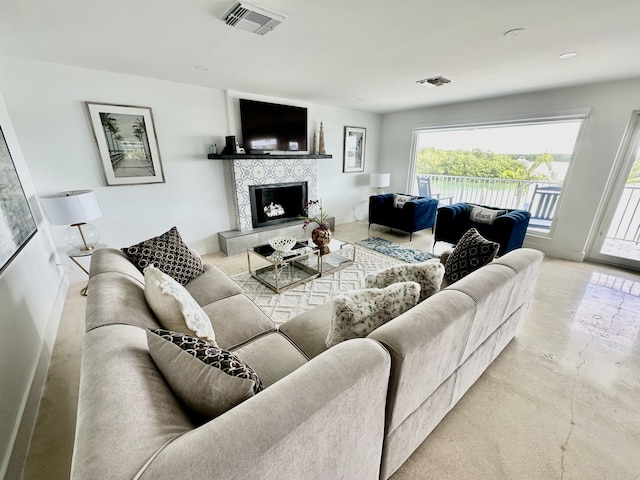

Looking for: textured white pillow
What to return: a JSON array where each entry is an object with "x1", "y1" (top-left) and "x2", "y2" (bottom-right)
[
  {"x1": 365, "y1": 260, "x2": 444, "y2": 302},
  {"x1": 469, "y1": 205, "x2": 507, "y2": 225},
  {"x1": 325, "y1": 281, "x2": 420, "y2": 348},
  {"x1": 144, "y1": 264, "x2": 217, "y2": 345},
  {"x1": 393, "y1": 194, "x2": 415, "y2": 208}
]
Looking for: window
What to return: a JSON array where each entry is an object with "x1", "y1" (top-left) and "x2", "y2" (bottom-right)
[{"x1": 410, "y1": 117, "x2": 584, "y2": 233}]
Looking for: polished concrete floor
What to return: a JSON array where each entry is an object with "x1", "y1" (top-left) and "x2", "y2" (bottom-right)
[{"x1": 20, "y1": 221, "x2": 640, "y2": 480}]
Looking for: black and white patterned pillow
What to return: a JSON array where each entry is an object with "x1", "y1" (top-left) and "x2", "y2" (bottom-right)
[
  {"x1": 122, "y1": 226, "x2": 204, "y2": 285},
  {"x1": 147, "y1": 328, "x2": 263, "y2": 419},
  {"x1": 149, "y1": 328, "x2": 263, "y2": 394},
  {"x1": 444, "y1": 228, "x2": 499, "y2": 284}
]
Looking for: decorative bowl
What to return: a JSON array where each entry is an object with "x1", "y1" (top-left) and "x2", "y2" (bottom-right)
[{"x1": 269, "y1": 236, "x2": 297, "y2": 253}]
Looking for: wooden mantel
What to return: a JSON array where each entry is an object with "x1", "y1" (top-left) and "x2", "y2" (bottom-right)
[{"x1": 207, "y1": 154, "x2": 332, "y2": 160}]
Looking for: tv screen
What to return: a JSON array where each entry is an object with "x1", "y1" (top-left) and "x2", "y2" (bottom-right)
[{"x1": 239, "y1": 99, "x2": 308, "y2": 152}]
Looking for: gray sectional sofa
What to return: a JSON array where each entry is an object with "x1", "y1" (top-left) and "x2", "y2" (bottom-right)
[{"x1": 71, "y1": 246, "x2": 543, "y2": 480}]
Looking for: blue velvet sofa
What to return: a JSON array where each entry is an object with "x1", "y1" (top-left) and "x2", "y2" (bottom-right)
[
  {"x1": 434, "y1": 202, "x2": 531, "y2": 255},
  {"x1": 369, "y1": 194, "x2": 438, "y2": 240}
]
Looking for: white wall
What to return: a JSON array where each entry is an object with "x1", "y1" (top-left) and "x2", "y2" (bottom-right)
[
  {"x1": 0, "y1": 89, "x2": 65, "y2": 479},
  {"x1": 0, "y1": 56, "x2": 382, "y2": 262},
  {"x1": 379, "y1": 78, "x2": 640, "y2": 261}
]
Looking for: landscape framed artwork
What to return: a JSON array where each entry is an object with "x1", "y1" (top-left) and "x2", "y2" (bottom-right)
[
  {"x1": 343, "y1": 126, "x2": 366, "y2": 173},
  {"x1": 86, "y1": 102, "x2": 165, "y2": 186},
  {"x1": 0, "y1": 125, "x2": 37, "y2": 274}
]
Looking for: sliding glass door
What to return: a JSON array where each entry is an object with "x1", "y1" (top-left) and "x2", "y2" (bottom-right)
[{"x1": 589, "y1": 112, "x2": 640, "y2": 269}]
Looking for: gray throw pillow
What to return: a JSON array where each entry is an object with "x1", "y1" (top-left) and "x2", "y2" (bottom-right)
[
  {"x1": 147, "y1": 329, "x2": 263, "y2": 419},
  {"x1": 122, "y1": 226, "x2": 204, "y2": 285},
  {"x1": 365, "y1": 260, "x2": 444, "y2": 302},
  {"x1": 444, "y1": 228, "x2": 499, "y2": 284},
  {"x1": 325, "y1": 281, "x2": 420, "y2": 348}
]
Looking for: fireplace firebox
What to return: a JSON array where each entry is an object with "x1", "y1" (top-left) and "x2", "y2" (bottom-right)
[{"x1": 249, "y1": 182, "x2": 308, "y2": 228}]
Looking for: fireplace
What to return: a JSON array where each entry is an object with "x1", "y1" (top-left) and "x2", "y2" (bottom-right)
[{"x1": 249, "y1": 181, "x2": 308, "y2": 228}]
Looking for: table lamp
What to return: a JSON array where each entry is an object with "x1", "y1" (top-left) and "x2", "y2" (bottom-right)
[
  {"x1": 40, "y1": 190, "x2": 102, "y2": 251},
  {"x1": 370, "y1": 173, "x2": 391, "y2": 195}
]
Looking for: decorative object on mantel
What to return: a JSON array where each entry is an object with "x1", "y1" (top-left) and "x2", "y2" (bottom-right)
[
  {"x1": 312, "y1": 131, "x2": 318, "y2": 155},
  {"x1": 318, "y1": 122, "x2": 326, "y2": 155},
  {"x1": 302, "y1": 199, "x2": 332, "y2": 255},
  {"x1": 343, "y1": 126, "x2": 366, "y2": 173},
  {"x1": 85, "y1": 102, "x2": 165, "y2": 186},
  {"x1": 370, "y1": 173, "x2": 391, "y2": 194}
]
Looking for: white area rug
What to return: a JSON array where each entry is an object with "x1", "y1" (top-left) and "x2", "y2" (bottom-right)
[{"x1": 232, "y1": 245, "x2": 401, "y2": 325}]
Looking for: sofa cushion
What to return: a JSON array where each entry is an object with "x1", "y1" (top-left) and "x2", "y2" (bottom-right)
[
  {"x1": 444, "y1": 228, "x2": 499, "y2": 284},
  {"x1": 469, "y1": 204, "x2": 507, "y2": 225},
  {"x1": 144, "y1": 265, "x2": 217, "y2": 345},
  {"x1": 326, "y1": 281, "x2": 420, "y2": 348},
  {"x1": 365, "y1": 260, "x2": 444, "y2": 302},
  {"x1": 231, "y1": 332, "x2": 309, "y2": 388},
  {"x1": 147, "y1": 329, "x2": 263, "y2": 419},
  {"x1": 393, "y1": 194, "x2": 415, "y2": 208},
  {"x1": 122, "y1": 226, "x2": 204, "y2": 285}
]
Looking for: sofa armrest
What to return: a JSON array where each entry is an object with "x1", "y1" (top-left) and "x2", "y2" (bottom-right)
[
  {"x1": 401, "y1": 197, "x2": 438, "y2": 230},
  {"x1": 490, "y1": 209, "x2": 531, "y2": 254},
  {"x1": 139, "y1": 339, "x2": 391, "y2": 480},
  {"x1": 434, "y1": 202, "x2": 469, "y2": 244}
]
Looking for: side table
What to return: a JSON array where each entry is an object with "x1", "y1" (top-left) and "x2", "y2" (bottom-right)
[{"x1": 67, "y1": 244, "x2": 106, "y2": 296}]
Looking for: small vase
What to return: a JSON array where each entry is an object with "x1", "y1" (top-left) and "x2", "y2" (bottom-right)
[{"x1": 311, "y1": 226, "x2": 332, "y2": 255}]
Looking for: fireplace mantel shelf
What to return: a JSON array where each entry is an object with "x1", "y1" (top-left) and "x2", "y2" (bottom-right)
[{"x1": 208, "y1": 154, "x2": 332, "y2": 160}]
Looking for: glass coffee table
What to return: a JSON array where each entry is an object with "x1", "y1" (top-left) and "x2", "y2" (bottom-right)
[{"x1": 247, "y1": 239, "x2": 356, "y2": 293}]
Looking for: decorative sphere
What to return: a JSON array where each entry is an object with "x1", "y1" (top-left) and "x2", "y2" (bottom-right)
[
  {"x1": 65, "y1": 223, "x2": 100, "y2": 250},
  {"x1": 269, "y1": 236, "x2": 296, "y2": 253}
]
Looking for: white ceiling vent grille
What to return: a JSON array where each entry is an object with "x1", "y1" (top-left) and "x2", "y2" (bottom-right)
[
  {"x1": 416, "y1": 76, "x2": 453, "y2": 87},
  {"x1": 222, "y1": 1, "x2": 285, "y2": 35}
]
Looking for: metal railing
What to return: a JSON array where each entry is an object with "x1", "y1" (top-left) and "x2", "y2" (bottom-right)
[
  {"x1": 418, "y1": 174, "x2": 559, "y2": 208},
  {"x1": 605, "y1": 184, "x2": 640, "y2": 244}
]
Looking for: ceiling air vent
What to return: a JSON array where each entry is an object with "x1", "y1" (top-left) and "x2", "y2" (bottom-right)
[
  {"x1": 416, "y1": 76, "x2": 453, "y2": 87},
  {"x1": 221, "y1": 1, "x2": 285, "y2": 35}
]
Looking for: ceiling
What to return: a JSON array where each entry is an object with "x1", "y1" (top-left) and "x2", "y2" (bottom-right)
[{"x1": 1, "y1": 0, "x2": 640, "y2": 114}]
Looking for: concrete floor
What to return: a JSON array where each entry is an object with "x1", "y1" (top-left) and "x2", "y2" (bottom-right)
[{"x1": 19, "y1": 221, "x2": 640, "y2": 480}]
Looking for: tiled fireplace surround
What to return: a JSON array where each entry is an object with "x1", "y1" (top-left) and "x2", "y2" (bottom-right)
[{"x1": 217, "y1": 157, "x2": 334, "y2": 255}]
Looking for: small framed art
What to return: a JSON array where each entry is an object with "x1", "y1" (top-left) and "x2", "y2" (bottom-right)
[
  {"x1": 86, "y1": 102, "x2": 165, "y2": 186},
  {"x1": 343, "y1": 126, "x2": 366, "y2": 173}
]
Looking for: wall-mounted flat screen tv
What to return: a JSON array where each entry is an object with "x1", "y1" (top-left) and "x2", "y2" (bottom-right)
[{"x1": 239, "y1": 99, "x2": 308, "y2": 152}]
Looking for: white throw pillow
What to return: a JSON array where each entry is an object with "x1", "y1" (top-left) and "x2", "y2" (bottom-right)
[
  {"x1": 469, "y1": 205, "x2": 507, "y2": 225},
  {"x1": 393, "y1": 194, "x2": 416, "y2": 208},
  {"x1": 144, "y1": 264, "x2": 217, "y2": 345},
  {"x1": 325, "y1": 281, "x2": 420, "y2": 348},
  {"x1": 365, "y1": 260, "x2": 444, "y2": 302}
]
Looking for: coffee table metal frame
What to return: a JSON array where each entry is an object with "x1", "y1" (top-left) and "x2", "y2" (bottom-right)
[{"x1": 247, "y1": 239, "x2": 356, "y2": 293}]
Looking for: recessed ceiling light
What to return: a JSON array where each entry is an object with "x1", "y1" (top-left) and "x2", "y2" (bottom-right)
[
  {"x1": 195, "y1": 65, "x2": 210, "y2": 71},
  {"x1": 558, "y1": 52, "x2": 578, "y2": 59},
  {"x1": 504, "y1": 28, "x2": 525, "y2": 37}
]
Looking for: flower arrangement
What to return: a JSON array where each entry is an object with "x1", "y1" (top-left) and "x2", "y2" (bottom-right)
[{"x1": 301, "y1": 199, "x2": 330, "y2": 231}]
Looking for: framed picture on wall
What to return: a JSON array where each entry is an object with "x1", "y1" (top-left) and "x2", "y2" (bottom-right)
[
  {"x1": 343, "y1": 126, "x2": 366, "y2": 173},
  {"x1": 0, "y1": 125, "x2": 37, "y2": 274},
  {"x1": 86, "y1": 102, "x2": 165, "y2": 186}
]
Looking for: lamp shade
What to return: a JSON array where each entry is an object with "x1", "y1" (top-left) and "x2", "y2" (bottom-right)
[
  {"x1": 40, "y1": 190, "x2": 102, "y2": 225},
  {"x1": 370, "y1": 173, "x2": 391, "y2": 188}
]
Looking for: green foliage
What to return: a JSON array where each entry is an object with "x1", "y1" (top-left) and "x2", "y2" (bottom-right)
[
  {"x1": 416, "y1": 148, "x2": 552, "y2": 181},
  {"x1": 629, "y1": 160, "x2": 640, "y2": 184}
]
